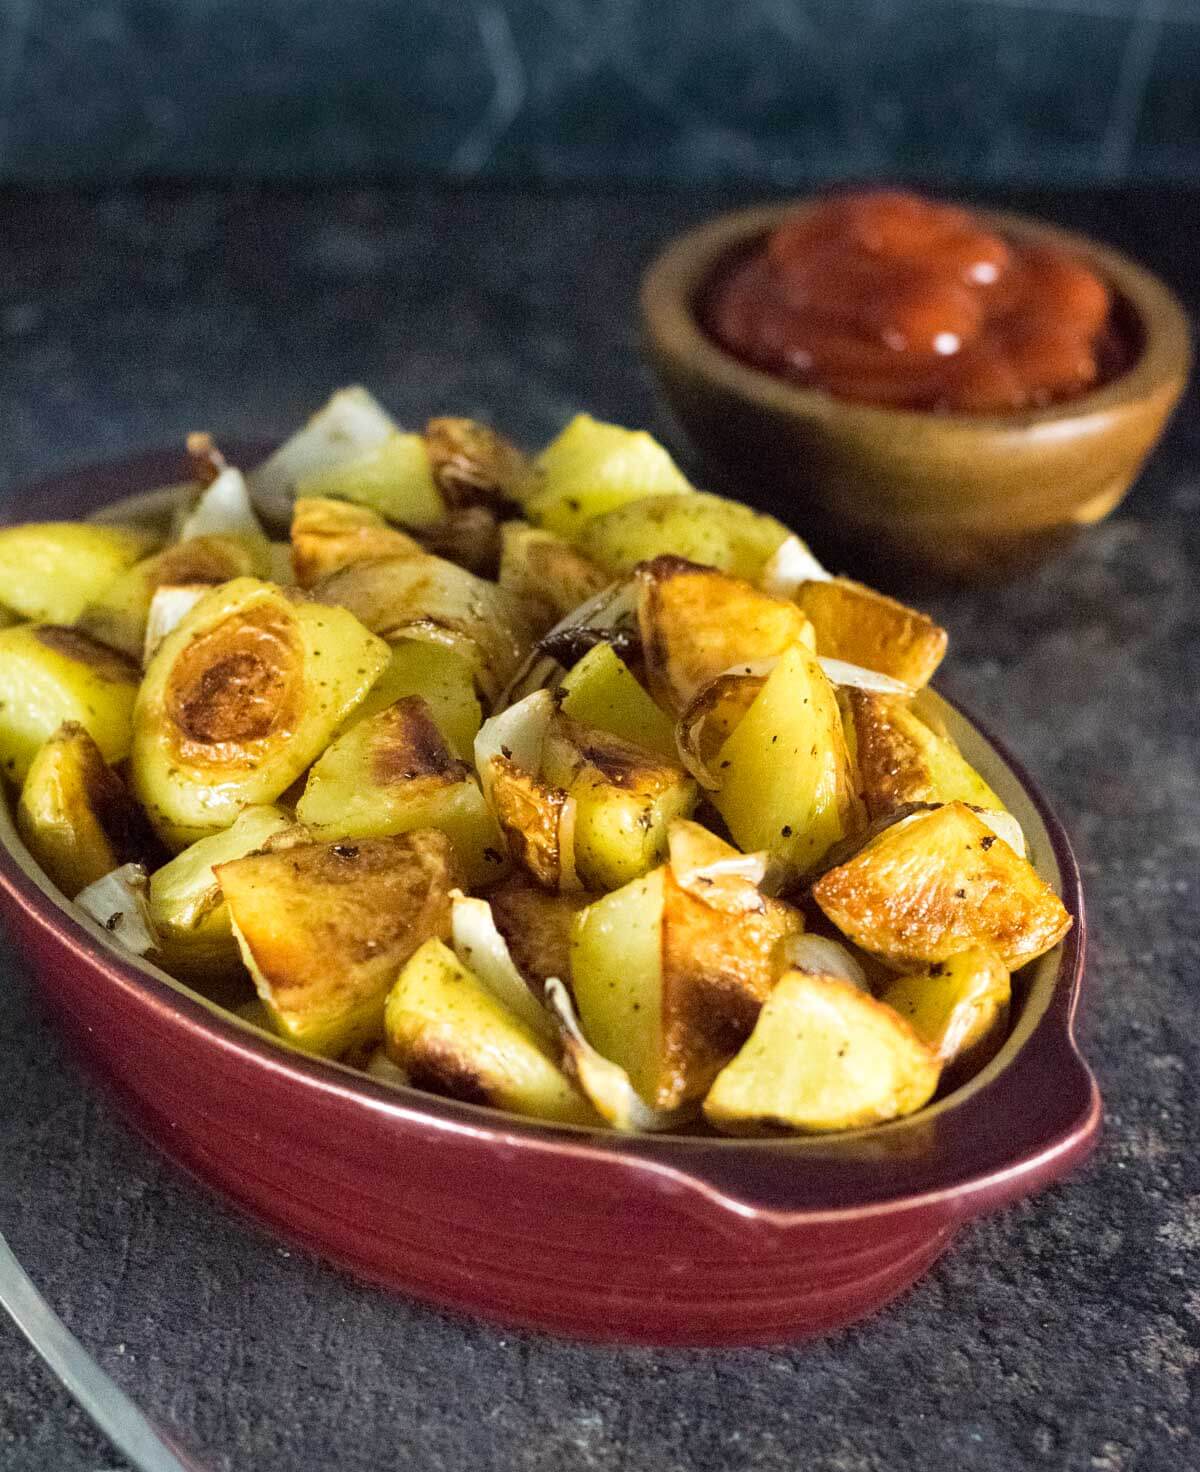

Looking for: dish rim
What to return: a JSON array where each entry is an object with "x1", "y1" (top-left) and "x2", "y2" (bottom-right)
[
  {"x1": 640, "y1": 199, "x2": 1191, "y2": 435},
  {"x1": 0, "y1": 445, "x2": 1102, "y2": 1228}
]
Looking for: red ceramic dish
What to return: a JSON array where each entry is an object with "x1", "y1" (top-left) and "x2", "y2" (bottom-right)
[{"x1": 0, "y1": 449, "x2": 1101, "y2": 1347}]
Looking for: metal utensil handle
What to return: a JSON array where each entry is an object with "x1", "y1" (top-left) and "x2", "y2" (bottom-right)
[{"x1": 0, "y1": 1230, "x2": 205, "y2": 1472}]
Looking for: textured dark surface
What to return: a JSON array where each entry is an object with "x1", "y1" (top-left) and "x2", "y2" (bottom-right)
[
  {"x1": 0, "y1": 183, "x2": 1198, "y2": 1472},
  {"x1": 0, "y1": 0, "x2": 1197, "y2": 188}
]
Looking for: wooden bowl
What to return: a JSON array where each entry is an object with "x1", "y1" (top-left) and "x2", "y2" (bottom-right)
[
  {"x1": 640, "y1": 202, "x2": 1191, "y2": 578},
  {"x1": 0, "y1": 450, "x2": 1101, "y2": 1346}
]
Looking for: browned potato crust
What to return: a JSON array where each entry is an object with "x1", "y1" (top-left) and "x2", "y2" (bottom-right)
[
  {"x1": 636, "y1": 555, "x2": 812, "y2": 713},
  {"x1": 795, "y1": 578, "x2": 947, "y2": 688},
  {"x1": 489, "y1": 756, "x2": 573, "y2": 890},
  {"x1": 216, "y1": 829, "x2": 458, "y2": 1056},
  {"x1": 487, "y1": 877, "x2": 593, "y2": 987},
  {"x1": 290, "y1": 497, "x2": 423, "y2": 588},
  {"x1": 812, "y1": 802, "x2": 1071, "y2": 972},
  {"x1": 424, "y1": 417, "x2": 531, "y2": 508}
]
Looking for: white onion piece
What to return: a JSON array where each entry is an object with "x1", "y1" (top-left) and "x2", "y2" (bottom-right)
[
  {"x1": 176, "y1": 464, "x2": 269, "y2": 551},
  {"x1": 973, "y1": 807, "x2": 1028, "y2": 860},
  {"x1": 759, "y1": 535, "x2": 832, "y2": 597},
  {"x1": 473, "y1": 689, "x2": 555, "y2": 804},
  {"x1": 781, "y1": 933, "x2": 870, "y2": 992},
  {"x1": 76, "y1": 864, "x2": 159, "y2": 957},
  {"x1": 555, "y1": 794, "x2": 583, "y2": 893},
  {"x1": 365, "y1": 1047, "x2": 410, "y2": 1087},
  {"x1": 248, "y1": 386, "x2": 398, "y2": 525},
  {"x1": 544, "y1": 978, "x2": 687, "y2": 1133},
  {"x1": 501, "y1": 578, "x2": 638, "y2": 707},
  {"x1": 142, "y1": 584, "x2": 210, "y2": 666},
  {"x1": 450, "y1": 892, "x2": 557, "y2": 1043},
  {"x1": 817, "y1": 657, "x2": 914, "y2": 697},
  {"x1": 667, "y1": 819, "x2": 767, "y2": 892}
]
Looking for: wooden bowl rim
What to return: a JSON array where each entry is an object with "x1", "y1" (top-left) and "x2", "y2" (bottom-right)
[{"x1": 640, "y1": 199, "x2": 1192, "y2": 437}]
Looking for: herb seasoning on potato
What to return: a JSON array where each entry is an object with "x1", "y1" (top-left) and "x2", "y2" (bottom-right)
[{"x1": 0, "y1": 392, "x2": 1070, "y2": 1137}]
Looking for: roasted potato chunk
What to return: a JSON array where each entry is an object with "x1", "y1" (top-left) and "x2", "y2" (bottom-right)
[
  {"x1": 0, "y1": 522, "x2": 156, "y2": 623},
  {"x1": 384, "y1": 938, "x2": 596, "y2": 1123},
  {"x1": 570, "y1": 827, "x2": 802, "y2": 1111},
  {"x1": 486, "y1": 876, "x2": 594, "y2": 989},
  {"x1": 148, "y1": 805, "x2": 294, "y2": 979},
  {"x1": 713, "y1": 642, "x2": 860, "y2": 885},
  {"x1": 312, "y1": 554, "x2": 532, "y2": 704},
  {"x1": 795, "y1": 578, "x2": 947, "y2": 689},
  {"x1": 77, "y1": 535, "x2": 261, "y2": 658},
  {"x1": 522, "y1": 414, "x2": 692, "y2": 540},
  {"x1": 636, "y1": 556, "x2": 813, "y2": 714},
  {"x1": 703, "y1": 971, "x2": 941, "y2": 1135},
  {"x1": 580, "y1": 491, "x2": 791, "y2": 583},
  {"x1": 425, "y1": 417, "x2": 530, "y2": 508},
  {"x1": 131, "y1": 577, "x2": 389, "y2": 849},
  {"x1": 498, "y1": 522, "x2": 609, "y2": 634},
  {"x1": 218, "y1": 829, "x2": 457, "y2": 1057},
  {"x1": 17, "y1": 723, "x2": 155, "y2": 897},
  {"x1": 488, "y1": 757, "x2": 576, "y2": 891},
  {"x1": 249, "y1": 386, "x2": 399, "y2": 522},
  {"x1": 289, "y1": 497, "x2": 422, "y2": 588},
  {"x1": 296, "y1": 696, "x2": 505, "y2": 888},
  {"x1": 0, "y1": 624, "x2": 140, "y2": 784},
  {"x1": 813, "y1": 802, "x2": 1072, "y2": 972},
  {"x1": 558, "y1": 641, "x2": 676, "y2": 761},
  {"x1": 844, "y1": 691, "x2": 1005, "y2": 821},
  {"x1": 541, "y1": 716, "x2": 697, "y2": 892},
  {"x1": 350, "y1": 639, "x2": 481, "y2": 759},
  {"x1": 880, "y1": 946, "x2": 1011, "y2": 1078},
  {"x1": 297, "y1": 431, "x2": 447, "y2": 529}
]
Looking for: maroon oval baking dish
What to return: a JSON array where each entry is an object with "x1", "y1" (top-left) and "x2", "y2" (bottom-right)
[{"x1": 0, "y1": 447, "x2": 1101, "y2": 1347}]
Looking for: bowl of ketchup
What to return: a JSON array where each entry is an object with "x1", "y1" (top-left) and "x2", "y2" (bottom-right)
[{"x1": 640, "y1": 190, "x2": 1190, "y2": 578}]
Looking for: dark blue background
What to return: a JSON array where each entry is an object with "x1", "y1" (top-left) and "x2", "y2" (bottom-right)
[{"x1": 0, "y1": 0, "x2": 1195, "y2": 186}]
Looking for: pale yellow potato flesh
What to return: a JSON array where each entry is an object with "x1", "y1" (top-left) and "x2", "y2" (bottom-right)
[
  {"x1": 0, "y1": 522, "x2": 156, "y2": 623},
  {"x1": 704, "y1": 971, "x2": 941, "y2": 1135},
  {"x1": 384, "y1": 938, "x2": 597, "y2": 1124},
  {"x1": 880, "y1": 946, "x2": 1012, "y2": 1073},
  {"x1": 558, "y1": 642, "x2": 677, "y2": 762}
]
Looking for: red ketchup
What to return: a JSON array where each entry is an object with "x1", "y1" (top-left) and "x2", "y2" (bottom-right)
[{"x1": 705, "y1": 190, "x2": 1125, "y2": 414}]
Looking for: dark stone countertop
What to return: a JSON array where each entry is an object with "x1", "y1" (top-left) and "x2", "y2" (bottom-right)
[{"x1": 0, "y1": 184, "x2": 1197, "y2": 1472}]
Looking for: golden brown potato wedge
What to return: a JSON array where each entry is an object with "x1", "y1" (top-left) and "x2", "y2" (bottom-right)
[
  {"x1": 498, "y1": 522, "x2": 610, "y2": 634},
  {"x1": 703, "y1": 970, "x2": 941, "y2": 1135},
  {"x1": 540, "y1": 716, "x2": 697, "y2": 891},
  {"x1": 486, "y1": 876, "x2": 594, "y2": 989},
  {"x1": 383, "y1": 937, "x2": 597, "y2": 1124},
  {"x1": 148, "y1": 805, "x2": 293, "y2": 980},
  {"x1": 17, "y1": 722, "x2": 157, "y2": 897},
  {"x1": 424, "y1": 416, "x2": 531, "y2": 508},
  {"x1": 636, "y1": 556, "x2": 813, "y2": 714},
  {"x1": 289, "y1": 497, "x2": 423, "y2": 588},
  {"x1": 570, "y1": 825, "x2": 802, "y2": 1111},
  {"x1": 844, "y1": 691, "x2": 1005, "y2": 821},
  {"x1": 218, "y1": 829, "x2": 458, "y2": 1057},
  {"x1": 557, "y1": 641, "x2": 676, "y2": 762},
  {"x1": 713, "y1": 642, "x2": 861, "y2": 885},
  {"x1": 794, "y1": 578, "x2": 947, "y2": 689},
  {"x1": 880, "y1": 946, "x2": 1011, "y2": 1079},
  {"x1": 77, "y1": 535, "x2": 262, "y2": 658},
  {"x1": 131, "y1": 577, "x2": 389, "y2": 849},
  {"x1": 0, "y1": 522, "x2": 157, "y2": 623},
  {"x1": 296, "y1": 696, "x2": 506, "y2": 888},
  {"x1": 488, "y1": 756, "x2": 576, "y2": 891},
  {"x1": 812, "y1": 802, "x2": 1072, "y2": 972},
  {"x1": 0, "y1": 624, "x2": 141, "y2": 784},
  {"x1": 311, "y1": 554, "x2": 532, "y2": 704}
]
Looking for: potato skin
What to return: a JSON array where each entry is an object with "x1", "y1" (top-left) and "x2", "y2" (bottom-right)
[
  {"x1": 0, "y1": 624, "x2": 140, "y2": 784},
  {"x1": 813, "y1": 802, "x2": 1072, "y2": 972},
  {"x1": 17, "y1": 722, "x2": 156, "y2": 897}
]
